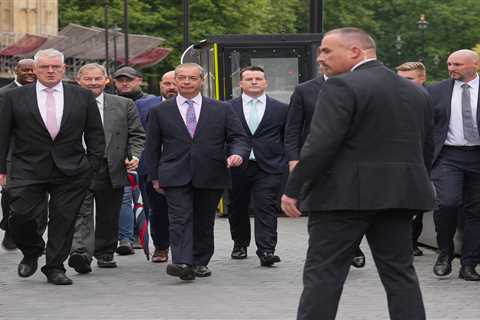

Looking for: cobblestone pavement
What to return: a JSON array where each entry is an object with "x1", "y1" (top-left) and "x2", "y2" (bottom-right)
[{"x1": 1, "y1": 217, "x2": 479, "y2": 320}]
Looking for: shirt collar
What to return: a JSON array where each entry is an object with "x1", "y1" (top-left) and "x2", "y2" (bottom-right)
[
  {"x1": 96, "y1": 92, "x2": 104, "y2": 105},
  {"x1": 37, "y1": 81, "x2": 63, "y2": 93},
  {"x1": 242, "y1": 93, "x2": 266, "y2": 105},
  {"x1": 455, "y1": 73, "x2": 479, "y2": 88},
  {"x1": 351, "y1": 58, "x2": 377, "y2": 71},
  {"x1": 14, "y1": 79, "x2": 22, "y2": 87},
  {"x1": 177, "y1": 93, "x2": 202, "y2": 106}
]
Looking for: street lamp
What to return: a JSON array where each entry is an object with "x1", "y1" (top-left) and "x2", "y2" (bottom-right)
[
  {"x1": 417, "y1": 14, "x2": 428, "y2": 63},
  {"x1": 112, "y1": 25, "x2": 122, "y2": 71},
  {"x1": 394, "y1": 34, "x2": 403, "y2": 56}
]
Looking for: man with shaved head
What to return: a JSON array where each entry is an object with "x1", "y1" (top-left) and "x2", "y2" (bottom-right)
[
  {"x1": 428, "y1": 49, "x2": 480, "y2": 281},
  {"x1": 281, "y1": 27, "x2": 434, "y2": 319}
]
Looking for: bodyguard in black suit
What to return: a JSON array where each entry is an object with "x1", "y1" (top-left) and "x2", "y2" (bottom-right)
[
  {"x1": 0, "y1": 49, "x2": 105, "y2": 285},
  {"x1": 428, "y1": 50, "x2": 480, "y2": 281},
  {"x1": 227, "y1": 66, "x2": 287, "y2": 266},
  {"x1": 0, "y1": 59, "x2": 47, "y2": 251},
  {"x1": 146, "y1": 63, "x2": 249, "y2": 280},
  {"x1": 285, "y1": 56, "x2": 366, "y2": 268},
  {"x1": 282, "y1": 28, "x2": 434, "y2": 320},
  {"x1": 68, "y1": 63, "x2": 145, "y2": 273}
]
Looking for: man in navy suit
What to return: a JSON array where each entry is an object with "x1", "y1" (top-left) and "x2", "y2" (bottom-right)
[
  {"x1": 428, "y1": 49, "x2": 480, "y2": 281},
  {"x1": 145, "y1": 63, "x2": 249, "y2": 280},
  {"x1": 227, "y1": 66, "x2": 288, "y2": 267}
]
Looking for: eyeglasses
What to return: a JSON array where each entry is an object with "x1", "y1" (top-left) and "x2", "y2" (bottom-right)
[{"x1": 176, "y1": 75, "x2": 202, "y2": 82}]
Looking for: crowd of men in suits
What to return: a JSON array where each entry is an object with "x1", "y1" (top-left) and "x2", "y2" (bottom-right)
[{"x1": 0, "y1": 25, "x2": 479, "y2": 320}]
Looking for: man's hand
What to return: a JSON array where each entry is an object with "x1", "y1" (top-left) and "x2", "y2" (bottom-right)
[
  {"x1": 227, "y1": 155, "x2": 243, "y2": 168},
  {"x1": 288, "y1": 160, "x2": 299, "y2": 173},
  {"x1": 125, "y1": 157, "x2": 139, "y2": 172},
  {"x1": 0, "y1": 174, "x2": 7, "y2": 187},
  {"x1": 152, "y1": 180, "x2": 165, "y2": 194},
  {"x1": 281, "y1": 194, "x2": 302, "y2": 217}
]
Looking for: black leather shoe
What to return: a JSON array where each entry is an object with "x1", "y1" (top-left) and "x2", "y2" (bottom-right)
[
  {"x1": 166, "y1": 263, "x2": 195, "y2": 280},
  {"x1": 413, "y1": 246, "x2": 424, "y2": 257},
  {"x1": 18, "y1": 257, "x2": 38, "y2": 278},
  {"x1": 258, "y1": 252, "x2": 281, "y2": 267},
  {"x1": 351, "y1": 248, "x2": 366, "y2": 268},
  {"x1": 459, "y1": 265, "x2": 480, "y2": 281},
  {"x1": 433, "y1": 253, "x2": 452, "y2": 278},
  {"x1": 68, "y1": 254, "x2": 92, "y2": 274},
  {"x1": 231, "y1": 246, "x2": 247, "y2": 259},
  {"x1": 96, "y1": 255, "x2": 117, "y2": 268},
  {"x1": 2, "y1": 232, "x2": 17, "y2": 250},
  {"x1": 46, "y1": 271, "x2": 73, "y2": 285},
  {"x1": 194, "y1": 265, "x2": 212, "y2": 277}
]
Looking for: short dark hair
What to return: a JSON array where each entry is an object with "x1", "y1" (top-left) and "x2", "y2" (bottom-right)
[{"x1": 240, "y1": 66, "x2": 266, "y2": 80}]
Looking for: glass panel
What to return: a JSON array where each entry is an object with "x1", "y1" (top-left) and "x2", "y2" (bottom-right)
[{"x1": 230, "y1": 50, "x2": 241, "y2": 99}]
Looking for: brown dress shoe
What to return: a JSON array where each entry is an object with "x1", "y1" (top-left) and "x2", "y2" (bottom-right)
[{"x1": 152, "y1": 248, "x2": 169, "y2": 263}]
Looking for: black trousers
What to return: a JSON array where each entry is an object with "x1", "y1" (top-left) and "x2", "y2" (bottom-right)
[
  {"x1": 7, "y1": 169, "x2": 91, "y2": 273},
  {"x1": 412, "y1": 212, "x2": 424, "y2": 246},
  {"x1": 228, "y1": 161, "x2": 282, "y2": 255},
  {"x1": 141, "y1": 174, "x2": 169, "y2": 250},
  {"x1": 70, "y1": 162, "x2": 124, "y2": 261},
  {"x1": 432, "y1": 147, "x2": 480, "y2": 266},
  {"x1": 297, "y1": 210, "x2": 425, "y2": 320},
  {"x1": 164, "y1": 184, "x2": 222, "y2": 266}
]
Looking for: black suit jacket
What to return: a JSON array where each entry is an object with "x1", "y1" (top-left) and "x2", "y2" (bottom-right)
[
  {"x1": 427, "y1": 79, "x2": 480, "y2": 164},
  {"x1": 284, "y1": 76, "x2": 325, "y2": 161},
  {"x1": 229, "y1": 96, "x2": 288, "y2": 174},
  {"x1": 285, "y1": 60, "x2": 435, "y2": 211},
  {"x1": 145, "y1": 96, "x2": 250, "y2": 189},
  {"x1": 0, "y1": 81, "x2": 19, "y2": 94},
  {"x1": 0, "y1": 82, "x2": 105, "y2": 185}
]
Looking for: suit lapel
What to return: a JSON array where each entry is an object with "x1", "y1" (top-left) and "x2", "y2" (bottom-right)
[
  {"x1": 28, "y1": 86, "x2": 49, "y2": 133},
  {"x1": 59, "y1": 83, "x2": 73, "y2": 137},
  {"x1": 446, "y1": 79, "x2": 454, "y2": 124},
  {"x1": 193, "y1": 97, "x2": 211, "y2": 139},
  {"x1": 103, "y1": 94, "x2": 113, "y2": 148},
  {"x1": 255, "y1": 97, "x2": 271, "y2": 135},
  {"x1": 170, "y1": 100, "x2": 192, "y2": 139},
  {"x1": 234, "y1": 98, "x2": 252, "y2": 136}
]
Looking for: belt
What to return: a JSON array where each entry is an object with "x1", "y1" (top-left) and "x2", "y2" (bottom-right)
[{"x1": 444, "y1": 145, "x2": 480, "y2": 151}]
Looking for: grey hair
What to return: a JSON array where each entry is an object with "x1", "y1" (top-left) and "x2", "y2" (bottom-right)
[
  {"x1": 325, "y1": 27, "x2": 377, "y2": 50},
  {"x1": 77, "y1": 63, "x2": 108, "y2": 78},
  {"x1": 175, "y1": 63, "x2": 205, "y2": 79},
  {"x1": 34, "y1": 48, "x2": 64, "y2": 64}
]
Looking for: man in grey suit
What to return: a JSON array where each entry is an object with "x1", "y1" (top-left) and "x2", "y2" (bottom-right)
[{"x1": 68, "y1": 63, "x2": 145, "y2": 273}]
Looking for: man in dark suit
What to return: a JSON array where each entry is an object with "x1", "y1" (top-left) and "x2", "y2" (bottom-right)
[
  {"x1": 428, "y1": 50, "x2": 480, "y2": 281},
  {"x1": 0, "y1": 49, "x2": 105, "y2": 285},
  {"x1": 146, "y1": 63, "x2": 249, "y2": 280},
  {"x1": 285, "y1": 51, "x2": 366, "y2": 269},
  {"x1": 227, "y1": 66, "x2": 287, "y2": 266},
  {"x1": 0, "y1": 58, "x2": 44, "y2": 251},
  {"x1": 67, "y1": 63, "x2": 145, "y2": 273},
  {"x1": 396, "y1": 61, "x2": 428, "y2": 257},
  {"x1": 281, "y1": 28, "x2": 434, "y2": 320}
]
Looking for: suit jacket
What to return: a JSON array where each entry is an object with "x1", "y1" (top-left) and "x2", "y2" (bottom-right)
[
  {"x1": 427, "y1": 79, "x2": 480, "y2": 164},
  {"x1": 145, "y1": 96, "x2": 250, "y2": 189},
  {"x1": 103, "y1": 93, "x2": 145, "y2": 187},
  {"x1": 0, "y1": 82, "x2": 105, "y2": 185},
  {"x1": 284, "y1": 76, "x2": 325, "y2": 161},
  {"x1": 285, "y1": 60, "x2": 435, "y2": 211},
  {"x1": 0, "y1": 81, "x2": 19, "y2": 94},
  {"x1": 229, "y1": 96, "x2": 288, "y2": 174}
]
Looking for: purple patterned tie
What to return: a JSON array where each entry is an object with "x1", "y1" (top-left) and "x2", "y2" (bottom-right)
[
  {"x1": 45, "y1": 88, "x2": 59, "y2": 139},
  {"x1": 185, "y1": 100, "x2": 197, "y2": 137}
]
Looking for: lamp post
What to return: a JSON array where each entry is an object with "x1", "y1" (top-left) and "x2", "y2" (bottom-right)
[
  {"x1": 417, "y1": 14, "x2": 428, "y2": 63},
  {"x1": 112, "y1": 25, "x2": 122, "y2": 72},
  {"x1": 123, "y1": 0, "x2": 129, "y2": 65},
  {"x1": 183, "y1": 0, "x2": 190, "y2": 50},
  {"x1": 103, "y1": 0, "x2": 109, "y2": 75},
  {"x1": 394, "y1": 34, "x2": 403, "y2": 64}
]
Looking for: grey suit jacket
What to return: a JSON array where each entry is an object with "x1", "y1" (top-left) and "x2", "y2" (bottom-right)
[{"x1": 103, "y1": 93, "x2": 145, "y2": 187}]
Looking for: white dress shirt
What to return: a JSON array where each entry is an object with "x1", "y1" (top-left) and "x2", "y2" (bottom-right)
[
  {"x1": 351, "y1": 58, "x2": 377, "y2": 71},
  {"x1": 96, "y1": 93, "x2": 105, "y2": 124},
  {"x1": 242, "y1": 93, "x2": 267, "y2": 126},
  {"x1": 176, "y1": 93, "x2": 202, "y2": 124},
  {"x1": 36, "y1": 81, "x2": 64, "y2": 128},
  {"x1": 445, "y1": 74, "x2": 480, "y2": 146}
]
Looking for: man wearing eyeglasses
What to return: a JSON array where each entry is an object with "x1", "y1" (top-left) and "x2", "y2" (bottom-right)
[{"x1": 145, "y1": 63, "x2": 249, "y2": 281}]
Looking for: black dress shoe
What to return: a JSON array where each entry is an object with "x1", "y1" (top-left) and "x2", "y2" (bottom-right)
[
  {"x1": 68, "y1": 254, "x2": 92, "y2": 274},
  {"x1": 166, "y1": 263, "x2": 195, "y2": 280},
  {"x1": 258, "y1": 252, "x2": 281, "y2": 267},
  {"x1": 413, "y1": 246, "x2": 424, "y2": 257},
  {"x1": 231, "y1": 246, "x2": 247, "y2": 260},
  {"x1": 96, "y1": 255, "x2": 117, "y2": 268},
  {"x1": 194, "y1": 265, "x2": 212, "y2": 277},
  {"x1": 433, "y1": 253, "x2": 452, "y2": 278},
  {"x1": 46, "y1": 271, "x2": 73, "y2": 285},
  {"x1": 351, "y1": 248, "x2": 366, "y2": 268},
  {"x1": 17, "y1": 257, "x2": 38, "y2": 278},
  {"x1": 459, "y1": 265, "x2": 480, "y2": 281},
  {"x1": 2, "y1": 232, "x2": 17, "y2": 250}
]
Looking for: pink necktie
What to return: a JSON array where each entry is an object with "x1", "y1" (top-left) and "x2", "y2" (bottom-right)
[{"x1": 45, "y1": 88, "x2": 59, "y2": 139}]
